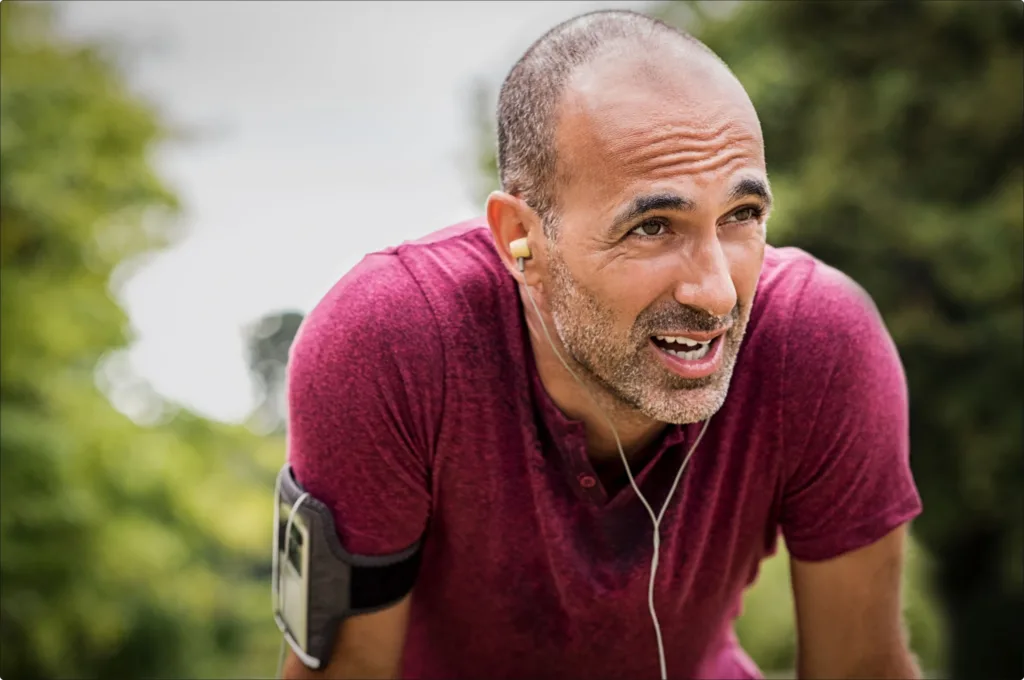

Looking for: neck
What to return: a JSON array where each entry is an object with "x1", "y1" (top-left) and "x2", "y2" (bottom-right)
[{"x1": 521, "y1": 285, "x2": 666, "y2": 462}]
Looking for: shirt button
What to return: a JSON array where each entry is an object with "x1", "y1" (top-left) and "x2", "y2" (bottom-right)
[{"x1": 578, "y1": 474, "x2": 597, "y2": 489}]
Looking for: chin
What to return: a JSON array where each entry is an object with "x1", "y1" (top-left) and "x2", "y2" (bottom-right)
[{"x1": 640, "y1": 373, "x2": 732, "y2": 425}]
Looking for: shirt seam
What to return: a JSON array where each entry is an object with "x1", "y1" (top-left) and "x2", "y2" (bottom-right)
[
  {"x1": 393, "y1": 248, "x2": 449, "y2": 477},
  {"x1": 781, "y1": 258, "x2": 825, "y2": 485}
]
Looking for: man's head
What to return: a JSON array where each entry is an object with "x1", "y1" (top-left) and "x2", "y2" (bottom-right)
[{"x1": 487, "y1": 10, "x2": 770, "y2": 425}]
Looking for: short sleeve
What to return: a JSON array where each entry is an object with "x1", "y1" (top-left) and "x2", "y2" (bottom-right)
[
  {"x1": 286, "y1": 253, "x2": 444, "y2": 556},
  {"x1": 779, "y1": 261, "x2": 922, "y2": 562}
]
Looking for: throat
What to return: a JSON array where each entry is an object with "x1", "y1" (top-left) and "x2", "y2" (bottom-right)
[
  {"x1": 586, "y1": 420, "x2": 665, "y2": 466},
  {"x1": 589, "y1": 436, "x2": 662, "y2": 496}
]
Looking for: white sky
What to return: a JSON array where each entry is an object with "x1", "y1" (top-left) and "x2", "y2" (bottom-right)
[{"x1": 54, "y1": 0, "x2": 652, "y2": 424}]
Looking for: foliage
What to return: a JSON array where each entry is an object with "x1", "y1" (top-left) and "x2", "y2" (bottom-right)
[
  {"x1": 665, "y1": 0, "x2": 1023, "y2": 549},
  {"x1": 660, "y1": 2, "x2": 1022, "y2": 677},
  {"x1": 470, "y1": 0, "x2": 1023, "y2": 675},
  {"x1": 0, "y1": 3, "x2": 281, "y2": 677},
  {"x1": 244, "y1": 311, "x2": 306, "y2": 436}
]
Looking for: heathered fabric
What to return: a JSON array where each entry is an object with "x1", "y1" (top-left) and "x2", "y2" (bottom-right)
[{"x1": 287, "y1": 219, "x2": 922, "y2": 679}]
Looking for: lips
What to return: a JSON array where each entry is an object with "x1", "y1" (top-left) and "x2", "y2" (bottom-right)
[{"x1": 650, "y1": 332, "x2": 726, "y2": 379}]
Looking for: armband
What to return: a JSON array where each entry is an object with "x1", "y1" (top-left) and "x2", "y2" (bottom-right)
[{"x1": 272, "y1": 464, "x2": 422, "y2": 669}]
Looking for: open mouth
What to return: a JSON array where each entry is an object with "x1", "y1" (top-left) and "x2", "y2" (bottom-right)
[
  {"x1": 649, "y1": 332, "x2": 727, "y2": 380},
  {"x1": 651, "y1": 334, "x2": 718, "y2": 360}
]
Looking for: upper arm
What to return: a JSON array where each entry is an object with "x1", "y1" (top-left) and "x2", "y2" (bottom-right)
[
  {"x1": 288, "y1": 252, "x2": 443, "y2": 554},
  {"x1": 779, "y1": 261, "x2": 922, "y2": 561},
  {"x1": 283, "y1": 254, "x2": 443, "y2": 677},
  {"x1": 778, "y1": 262, "x2": 923, "y2": 677},
  {"x1": 281, "y1": 596, "x2": 412, "y2": 680},
  {"x1": 790, "y1": 525, "x2": 919, "y2": 679}
]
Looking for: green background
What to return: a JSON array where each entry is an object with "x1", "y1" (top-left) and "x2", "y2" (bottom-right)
[{"x1": 1, "y1": 1, "x2": 1020, "y2": 678}]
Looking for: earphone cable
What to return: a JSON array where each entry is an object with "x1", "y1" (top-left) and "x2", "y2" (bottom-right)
[
  {"x1": 519, "y1": 258, "x2": 709, "y2": 680},
  {"x1": 275, "y1": 491, "x2": 310, "y2": 679}
]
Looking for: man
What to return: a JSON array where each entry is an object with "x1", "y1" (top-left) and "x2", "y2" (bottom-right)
[{"x1": 282, "y1": 10, "x2": 923, "y2": 680}]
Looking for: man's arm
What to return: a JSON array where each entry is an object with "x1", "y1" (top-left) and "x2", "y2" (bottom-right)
[
  {"x1": 790, "y1": 525, "x2": 921, "y2": 679},
  {"x1": 281, "y1": 254, "x2": 445, "y2": 679},
  {"x1": 777, "y1": 262, "x2": 924, "y2": 678},
  {"x1": 281, "y1": 596, "x2": 412, "y2": 680}
]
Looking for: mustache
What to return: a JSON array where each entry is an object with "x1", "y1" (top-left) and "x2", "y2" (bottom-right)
[{"x1": 635, "y1": 302, "x2": 740, "y2": 335}]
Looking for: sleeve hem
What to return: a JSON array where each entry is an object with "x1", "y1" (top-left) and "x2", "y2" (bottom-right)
[{"x1": 784, "y1": 498, "x2": 923, "y2": 563}]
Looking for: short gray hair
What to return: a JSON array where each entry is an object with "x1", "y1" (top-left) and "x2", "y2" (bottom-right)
[{"x1": 496, "y1": 10, "x2": 713, "y2": 235}]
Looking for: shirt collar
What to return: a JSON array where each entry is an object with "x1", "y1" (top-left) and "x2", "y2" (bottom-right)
[{"x1": 524, "y1": 339, "x2": 688, "y2": 452}]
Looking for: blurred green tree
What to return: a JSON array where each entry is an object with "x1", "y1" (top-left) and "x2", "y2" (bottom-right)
[
  {"x1": 470, "y1": 1, "x2": 1022, "y2": 676},
  {"x1": 666, "y1": 2, "x2": 1024, "y2": 677},
  {"x1": 244, "y1": 310, "x2": 306, "y2": 435},
  {"x1": 1, "y1": 3, "x2": 282, "y2": 677}
]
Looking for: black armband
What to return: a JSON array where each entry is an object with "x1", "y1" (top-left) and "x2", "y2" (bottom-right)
[{"x1": 272, "y1": 464, "x2": 422, "y2": 669}]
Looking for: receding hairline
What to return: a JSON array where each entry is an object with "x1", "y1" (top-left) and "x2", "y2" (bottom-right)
[
  {"x1": 571, "y1": 31, "x2": 733, "y2": 87},
  {"x1": 556, "y1": 39, "x2": 757, "y2": 147},
  {"x1": 495, "y1": 10, "x2": 732, "y2": 230},
  {"x1": 559, "y1": 39, "x2": 748, "y2": 198}
]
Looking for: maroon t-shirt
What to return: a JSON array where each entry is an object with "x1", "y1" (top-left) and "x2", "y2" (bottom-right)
[{"x1": 287, "y1": 219, "x2": 922, "y2": 679}]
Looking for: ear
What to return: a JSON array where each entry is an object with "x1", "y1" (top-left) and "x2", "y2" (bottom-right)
[{"x1": 485, "y1": 191, "x2": 543, "y2": 285}]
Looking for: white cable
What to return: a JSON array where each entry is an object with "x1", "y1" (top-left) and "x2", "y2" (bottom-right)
[
  {"x1": 519, "y1": 258, "x2": 710, "y2": 680},
  {"x1": 275, "y1": 491, "x2": 310, "y2": 679}
]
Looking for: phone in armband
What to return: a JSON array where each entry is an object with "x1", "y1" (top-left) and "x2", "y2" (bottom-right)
[{"x1": 271, "y1": 464, "x2": 424, "y2": 670}]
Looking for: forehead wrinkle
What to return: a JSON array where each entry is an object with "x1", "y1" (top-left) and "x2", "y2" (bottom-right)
[
  {"x1": 563, "y1": 99, "x2": 763, "y2": 174},
  {"x1": 554, "y1": 66, "x2": 763, "y2": 207},
  {"x1": 634, "y1": 150, "x2": 759, "y2": 179},
  {"x1": 601, "y1": 116, "x2": 755, "y2": 152},
  {"x1": 609, "y1": 125, "x2": 760, "y2": 160},
  {"x1": 566, "y1": 112, "x2": 741, "y2": 159},
  {"x1": 611, "y1": 126, "x2": 760, "y2": 163},
  {"x1": 588, "y1": 121, "x2": 763, "y2": 184}
]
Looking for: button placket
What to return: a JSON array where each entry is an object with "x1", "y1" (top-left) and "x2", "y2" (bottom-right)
[{"x1": 569, "y1": 445, "x2": 609, "y2": 503}]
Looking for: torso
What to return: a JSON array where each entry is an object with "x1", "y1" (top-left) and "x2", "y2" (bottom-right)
[{"x1": 384, "y1": 220, "x2": 812, "y2": 679}]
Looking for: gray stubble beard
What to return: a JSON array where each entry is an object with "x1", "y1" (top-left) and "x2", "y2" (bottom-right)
[{"x1": 545, "y1": 248, "x2": 752, "y2": 425}]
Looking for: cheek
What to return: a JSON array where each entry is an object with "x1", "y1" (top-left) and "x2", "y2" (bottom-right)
[
  {"x1": 722, "y1": 232, "x2": 765, "y2": 304},
  {"x1": 590, "y1": 258, "x2": 687, "y2": 338},
  {"x1": 579, "y1": 254, "x2": 667, "y2": 326}
]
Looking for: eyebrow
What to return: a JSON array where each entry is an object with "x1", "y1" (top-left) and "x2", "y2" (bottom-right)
[
  {"x1": 608, "y1": 192, "x2": 696, "y2": 237},
  {"x1": 727, "y1": 177, "x2": 773, "y2": 210},
  {"x1": 606, "y1": 177, "x2": 773, "y2": 238}
]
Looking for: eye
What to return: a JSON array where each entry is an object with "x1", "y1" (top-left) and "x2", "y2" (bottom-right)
[
  {"x1": 629, "y1": 219, "x2": 670, "y2": 238},
  {"x1": 725, "y1": 206, "x2": 763, "y2": 223}
]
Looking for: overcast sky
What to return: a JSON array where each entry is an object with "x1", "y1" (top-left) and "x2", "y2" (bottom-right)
[{"x1": 54, "y1": 1, "x2": 652, "y2": 424}]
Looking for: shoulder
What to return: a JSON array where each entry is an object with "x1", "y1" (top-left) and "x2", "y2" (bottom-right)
[
  {"x1": 290, "y1": 249, "x2": 433, "y2": 374},
  {"x1": 754, "y1": 247, "x2": 907, "y2": 462},
  {"x1": 754, "y1": 246, "x2": 896, "y2": 369},
  {"x1": 291, "y1": 219, "x2": 499, "y2": 365},
  {"x1": 745, "y1": 246, "x2": 906, "y2": 446},
  {"x1": 392, "y1": 218, "x2": 514, "y2": 315},
  {"x1": 764, "y1": 250, "x2": 920, "y2": 560}
]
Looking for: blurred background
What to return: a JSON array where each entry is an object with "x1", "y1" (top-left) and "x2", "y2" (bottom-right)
[{"x1": 0, "y1": 1, "x2": 1020, "y2": 678}]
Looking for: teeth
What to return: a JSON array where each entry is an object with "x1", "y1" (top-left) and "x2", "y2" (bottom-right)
[
  {"x1": 666, "y1": 344, "x2": 711, "y2": 360},
  {"x1": 655, "y1": 334, "x2": 708, "y2": 349}
]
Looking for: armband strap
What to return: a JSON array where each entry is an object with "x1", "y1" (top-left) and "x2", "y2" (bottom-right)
[{"x1": 272, "y1": 464, "x2": 423, "y2": 668}]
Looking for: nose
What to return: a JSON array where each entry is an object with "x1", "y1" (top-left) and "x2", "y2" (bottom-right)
[{"x1": 672, "y1": 239, "x2": 737, "y2": 319}]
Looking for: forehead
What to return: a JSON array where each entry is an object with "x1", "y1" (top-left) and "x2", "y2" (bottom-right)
[{"x1": 553, "y1": 48, "x2": 765, "y2": 208}]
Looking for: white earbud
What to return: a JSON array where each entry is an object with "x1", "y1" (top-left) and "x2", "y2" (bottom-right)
[{"x1": 510, "y1": 237, "x2": 531, "y2": 272}]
